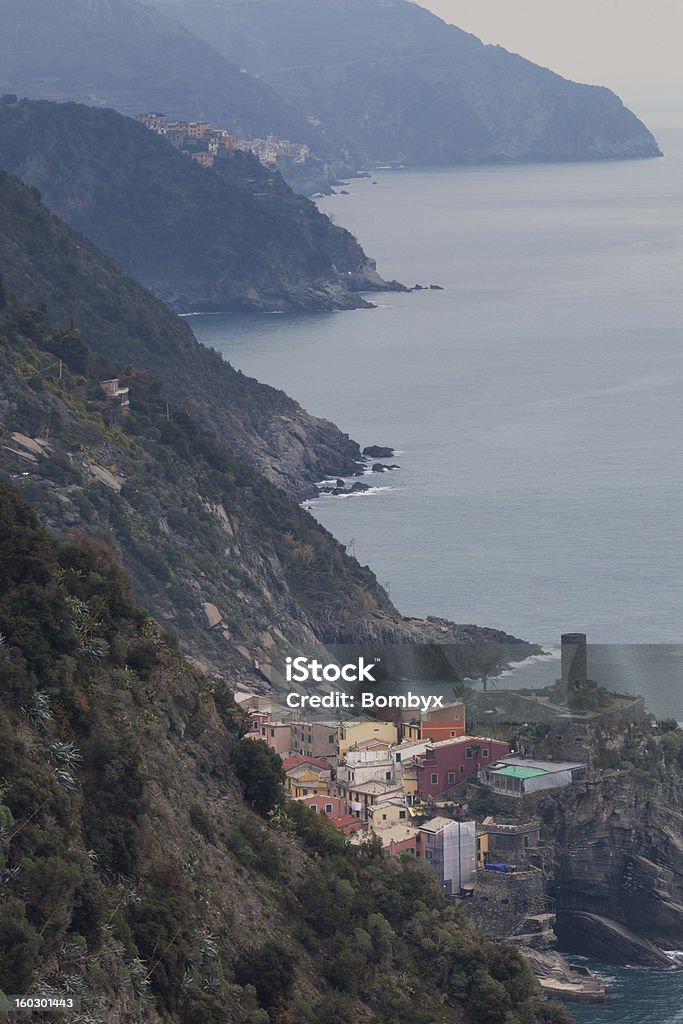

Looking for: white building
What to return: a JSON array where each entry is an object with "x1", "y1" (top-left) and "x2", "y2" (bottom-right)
[{"x1": 480, "y1": 757, "x2": 588, "y2": 797}]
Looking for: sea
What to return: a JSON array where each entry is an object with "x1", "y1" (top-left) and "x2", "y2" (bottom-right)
[{"x1": 190, "y1": 109, "x2": 683, "y2": 1019}]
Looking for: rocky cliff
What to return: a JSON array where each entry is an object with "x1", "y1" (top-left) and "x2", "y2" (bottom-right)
[
  {"x1": 0, "y1": 167, "x2": 367, "y2": 501},
  {"x1": 157, "y1": 0, "x2": 662, "y2": 167},
  {"x1": 0, "y1": 98, "x2": 400, "y2": 314},
  {"x1": 473, "y1": 719, "x2": 683, "y2": 967},
  {"x1": 0, "y1": 177, "x2": 536, "y2": 681},
  {"x1": 547, "y1": 769, "x2": 683, "y2": 965}
]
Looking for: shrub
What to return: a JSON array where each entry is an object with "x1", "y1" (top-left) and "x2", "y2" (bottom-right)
[
  {"x1": 230, "y1": 739, "x2": 284, "y2": 817},
  {"x1": 234, "y1": 941, "x2": 294, "y2": 1010},
  {"x1": 0, "y1": 897, "x2": 41, "y2": 991}
]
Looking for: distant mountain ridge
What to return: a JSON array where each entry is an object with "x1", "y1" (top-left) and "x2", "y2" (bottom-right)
[
  {"x1": 0, "y1": 98, "x2": 399, "y2": 312},
  {"x1": 156, "y1": 0, "x2": 662, "y2": 166},
  {"x1": 0, "y1": 0, "x2": 324, "y2": 148}
]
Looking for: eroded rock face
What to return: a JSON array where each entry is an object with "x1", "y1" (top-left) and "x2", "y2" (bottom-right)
[{"x1": 544, "y1": 772, "x2": 683, "y2": 961}]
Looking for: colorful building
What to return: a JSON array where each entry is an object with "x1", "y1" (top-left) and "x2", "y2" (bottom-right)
[
  {"x1": 345, "y1": 779, "x2": 403, "y2": 821},
  {"x1": 420, "y1": 700, "x2": 466, "y2": 742},
  {"x1": 290, "y1": 719, "x2": 338, "y2": 759},
  {"x1": 337, "y1": 720, "x2": 398, "y2": 757},
  {"x1": 283, "y1": 754, "x2": 332, "y2": 799},
  {"x1": 299, "y1": 795, "x2": 364, "y2": 835},
  {"x1": 351, "y1": 821, "x2": 420, "y2": 856},
  {"x1": 413, "y1": 736, "x2": 510, "y2": 800},
  {"x1": 367, "y1": 797, "x2": 410, "y2": 830},
  {"x1": 480, "y1": 758, "x2": 587, "y2": 797}
]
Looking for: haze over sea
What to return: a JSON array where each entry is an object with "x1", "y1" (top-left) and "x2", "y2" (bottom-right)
[
  {"x1": 193, "y1": 113, "x2": 683, "y2": 1017},
  {"x1": 191, "y1": 112, "x2": 683, "y2": 723}
]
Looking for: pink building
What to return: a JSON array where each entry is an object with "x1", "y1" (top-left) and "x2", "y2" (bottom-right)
[
  {"x1": 246, "y1": 711, "x2": 291, "y2": 755},
  {"x1": 413, "y1": 736, "x2": 510, "y2": 800},
  {"x1": 300, "y1": 795, "x2": 364, "y2": 834}
]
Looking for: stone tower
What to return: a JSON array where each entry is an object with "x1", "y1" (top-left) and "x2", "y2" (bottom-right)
[{"x1": 557, "y1": 633, "x2": 594, "y2": 703}]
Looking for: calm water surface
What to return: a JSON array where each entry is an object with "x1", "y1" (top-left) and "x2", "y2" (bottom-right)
[
  {"x1": 191, "y1": 113, "x2": 683, "y2": 718},
  {"x1": 568, "y1": 961, "x2": 683, "y2": 1024},
  {"x1": 191, "y1": 114, "x2": 683, "y2": 1021}
]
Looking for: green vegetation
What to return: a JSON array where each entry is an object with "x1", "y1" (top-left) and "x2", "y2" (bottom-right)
[
  {"x1": 0, "y1": 481, "x2": 573, "y2": 1024},
  {"x1": 0, "y1": 293, "x2": 395, "y2": 680},
  {"x1": 231, "y1": 739, "x2": 285, "y2": 817},
  {"x1": 0, "y1": 98, "x2": 379, "y2": 313},
  {"x1": 0, "y1": 165, "x2": 364, "y2": 500},
  {"x1": 591, "y1": 720, "x2": 683, "y2": 780}
]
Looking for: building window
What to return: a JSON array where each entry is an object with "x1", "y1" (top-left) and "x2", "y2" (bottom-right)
[
  {"x1": 303, "y1": 789, "x2": 308, "y2": 796},
  {"x1": 431, "y1": 773, "x2": 438, "y2": 785},
  {"x1": 466, "y1": 747, "x2": 473, "y2": 759},
  {"x1": 329, "y1": 735, "x2": 334, "y2": 743},
  {"x1": 325, "y1": 804, "x2": 333, "y2": 813},
  {"x1": 396, "y1": 753, "x2": 402, "y2": 762},
  {"x1": 382, "y1": 814, "x2": 387, "y2": 820},
  {"x1": 482, "y1": 748, "x2": 489, "y2": 758},
  {"x1": 310, "y1": 806, "x2": 317, "y2": 813},
  {"x1": 385, "y1": 772, "x2": 391, "y2": 780},
  {"x1": 450, "y1": 731, "x2": 456, "y2": 737},
  {"x1": 448, "y1": 772, "x2": 456, "y2": 785},
  {"x1": 270, "y1": 728, "x2": 275, "y2": 737},
  {"x1": 399, "y1": 810, "x2": 406, "y2": 819},
  {"x1": 460, "y1": 765, "x2": 465, "y2": 774}
]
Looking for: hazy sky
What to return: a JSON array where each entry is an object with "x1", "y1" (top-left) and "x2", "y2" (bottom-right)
[{"x1": 414, "y1": 1, "x2": 682, "y2": 110}]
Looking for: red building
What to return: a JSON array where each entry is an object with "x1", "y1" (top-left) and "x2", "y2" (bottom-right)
[
  {"x1": 300, "y1": 795, "x2": 364, "y2": 835},
  {"x1": 413, "y1": 736, "x2": 510, "y2": 800},
  {"x1": 420, "y1": 699, "x2": 466, "y2": 741}
]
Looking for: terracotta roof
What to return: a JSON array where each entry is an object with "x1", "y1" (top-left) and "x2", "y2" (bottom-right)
[
  {"x1": 282, "y1": 753, "x2": 331, "y2": 773},
  {"x1": 330, "y1": 814, "x2": 363, "y2": 833}
]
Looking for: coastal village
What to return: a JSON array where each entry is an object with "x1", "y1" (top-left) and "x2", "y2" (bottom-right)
[
  {"x1": 232, "y1": 632, "x2": 658, "y2": 1004},
  {"x1": 136, "y1": 112, "x2": 311, "y2": 174}
]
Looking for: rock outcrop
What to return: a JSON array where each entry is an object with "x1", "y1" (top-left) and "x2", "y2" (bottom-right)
[{"x1": 0, "y1": 167, "x2": 364, "y2": 501}]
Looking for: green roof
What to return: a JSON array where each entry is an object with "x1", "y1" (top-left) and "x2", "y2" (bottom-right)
[{"x1": 492, "y1": 765, "x2": 548, "y2": 779}]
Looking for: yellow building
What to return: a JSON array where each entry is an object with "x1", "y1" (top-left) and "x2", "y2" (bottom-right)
[
  {"x1": 402, "y1": 720, "x2": 422, "y2": 742},
  {"x1": 337, "y1": 720, "x2": 398, "y2": 757},
  {"x1": 367, "y1": 798, "x2": 410, "y2": 829},
  {"x1": 476, "y1": 828, "x2": 490, "y2": 869},
  {"x1": 285, "y1": 762, "x2": 331, "y2": 799},
  {"x1": 346, "y1": 779, "x2": 403, "y2": 821},
  {"x1": 283, "y1": 754, "x2": 332, "y2": 799}
]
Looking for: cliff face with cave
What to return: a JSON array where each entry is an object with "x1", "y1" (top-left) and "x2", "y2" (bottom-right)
[{"x1": 484, "y1": 719, "x2": 683, "y2": 966}]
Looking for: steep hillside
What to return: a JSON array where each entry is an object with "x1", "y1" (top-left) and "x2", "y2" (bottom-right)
[
  {"x1": 0, "y1": 0, "x2": 323, "y2": 148},
  {"x1": 0, "y1": 293, "x2": 534, "y2": 681},
  {"x1": 156, "y1": 0, "x2": 661, "y2": 166},
  {"x1": 0, "y1": 98, "x2": 398, "y2": 312},
  {"x1": 0, "y1": 483, "x2": 572, "y2": 1024},
  {"x1": 0, "y1": 167, "x2": 366, "y2": 501}
]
